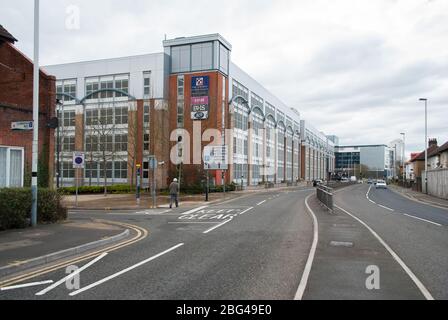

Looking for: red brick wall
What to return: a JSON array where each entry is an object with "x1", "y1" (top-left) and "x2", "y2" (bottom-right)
[
  {"x1": 0, "y1": 41, "x2": 56, "y2": 187},
  {"x1": 168, "y1": 72, "x2": 229, "y2": 186}
]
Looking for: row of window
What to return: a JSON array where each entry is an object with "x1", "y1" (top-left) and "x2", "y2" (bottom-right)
[{"x1": 57, "y1": 72, "x2": 152, "y2": 103}]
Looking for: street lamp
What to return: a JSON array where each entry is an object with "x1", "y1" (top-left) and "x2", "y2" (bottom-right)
[
  {"x1": 419, "y1": 98, "x2": 428, "y2": 194},
  {"x1": 400, "y1": 132, "x2": 406, "y2": 187}
]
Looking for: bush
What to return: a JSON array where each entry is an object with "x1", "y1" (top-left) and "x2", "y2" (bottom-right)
[
  {"x1": 0, "y1": 188, "x2": 31, "y2": 230},
  {"x1": 0, "y1": 188, "x2": 67, "y2": 231},
  {"x1": 59, "y1": 185, "x2": 135, "y2": 195}
]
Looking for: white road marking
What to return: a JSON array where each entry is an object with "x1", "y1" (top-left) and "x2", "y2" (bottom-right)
[
  {"x1": 36, "y1": 253, "x2": 108, "y2": 296},
  {"x1": 240, "y1": 207, "x2": 254, "y2": 215},
  {"x1": 257, "y1": 200, "x2": 267, "y2": 206},
  {"x1": 295, "y1": 194, "x2": 319, "y2": 300},
  {"x1": 378, "y1": 204, "x2": 395, "y2": 212},
  {"x1": 180, "y1": 206, "x2": 209, "y2": 215},
  {"x1": 168, "y1": 222, "x2": 218, "y2": 224},
  {"x1": 203, "y1": 219, "x2": 233, "y2": 234},
  {"x1": 1, "y1": 280, "x2": 54, "y2": 291},
  {"x1": 69, "y1": 243, "x2": 184, "y2": 297},
  {"x1": 367, "y1": 185, "x2": 394, "y2": 211},
  {"x1": 403, "y1": 214, "x2": 442, "y2": 227},
  {"x1": 367, "y1": 185, "x2": 440, "y2": 224},
  {"x1": 335, "y1": 204, "x2": 434, "y2": 300}
]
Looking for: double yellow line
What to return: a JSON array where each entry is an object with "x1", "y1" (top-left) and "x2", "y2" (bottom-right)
[{"x1": 0, "y1": 220, "x2": 148, "y2": 289}]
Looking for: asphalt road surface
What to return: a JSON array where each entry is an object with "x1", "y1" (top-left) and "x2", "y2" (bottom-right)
[
  {"x1": 0, "y1": 188, "x2": 315, "y2": 300},
  {"x1": 1, "y1": 184, "x2": 447, "y2": 300},
  {"x1": 334, "y1": 184, "x2": 448, "y2": 300}
]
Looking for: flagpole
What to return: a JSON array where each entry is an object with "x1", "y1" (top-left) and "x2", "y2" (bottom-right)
[{"x1": 31, "y1": 0, "x2": 40, "y2": 227}]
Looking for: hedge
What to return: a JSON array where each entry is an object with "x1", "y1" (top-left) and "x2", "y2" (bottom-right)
[
  {"x1": 0, "y1": 188, "x2": 67, "y2": 231},
  {"x1": 59, "y1": 184, "x2": 135, "y2": 195}
]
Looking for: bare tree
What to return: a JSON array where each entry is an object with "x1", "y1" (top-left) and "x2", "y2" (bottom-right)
[{"x1": 87, "y1": 103, "x2": 118, "y2": 196}]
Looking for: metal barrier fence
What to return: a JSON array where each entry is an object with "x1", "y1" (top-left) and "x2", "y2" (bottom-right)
[{"x1": 316, "y1": 185, "x2": 334, "y2": 212}]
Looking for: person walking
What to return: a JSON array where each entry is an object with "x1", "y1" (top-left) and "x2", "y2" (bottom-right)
[{"x1": 169, "y1": 178, "x2": 179, "y2": 209}]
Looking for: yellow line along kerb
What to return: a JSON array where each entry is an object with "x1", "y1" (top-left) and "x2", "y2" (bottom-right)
[{"x1": 0, "y1": 220, "x2": 148, "y2": 288}]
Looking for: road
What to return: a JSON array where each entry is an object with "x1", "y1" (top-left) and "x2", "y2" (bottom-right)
[
  {"x1": 0, "y1": 187, "x2": 315, "y2": 300},
  {"x1": 1, "y1": 184, "x2": 447, "y2": 300},
  {"x1": 333, "y1": 184, "x2": 448, "y2": 300}
]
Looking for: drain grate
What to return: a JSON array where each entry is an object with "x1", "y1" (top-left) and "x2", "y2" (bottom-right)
[{"x1": 330, "y1": 241, "x2": 354, "y2": 248}]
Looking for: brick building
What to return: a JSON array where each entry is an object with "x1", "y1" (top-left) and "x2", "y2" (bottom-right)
[
  {"x1": 0, "y1": 25, "x2": 56, "y2": 188},
  {"x1": 44, "y1": 34, "x2": 336, "y2": 189}
]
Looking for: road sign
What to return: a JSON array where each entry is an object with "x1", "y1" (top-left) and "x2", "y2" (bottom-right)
[
  {"x1": 72, "y1": 152, "x2": 85, "y2": 169},
  {"x1": 11, "y1": 121, "x2": 34, "y2": 131},
  {"x1": 204, "y1": 145, "x2": 228, "y2": 170}
]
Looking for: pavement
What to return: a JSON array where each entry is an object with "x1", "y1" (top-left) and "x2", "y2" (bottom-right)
[
  {"x1": 0, "y1": 219, "x2": 128, "y2": 279},
  {"x1": 61, "y1": 185, "x2": 299, "y2": 210},
  {"x1": 389, "y1": 184, "x2": 448, "y2": 210}
]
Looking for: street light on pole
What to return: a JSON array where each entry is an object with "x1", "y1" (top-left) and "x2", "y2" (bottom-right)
[
  {"x1": 419, "y1": 98, "x2": 428, "y2": 194},
  {"x1": 31, "y1": 0, "x2": 40, "y2": 227},
  {"x1": 400, "y1": 132, "x2": 406, "y2": 187}
]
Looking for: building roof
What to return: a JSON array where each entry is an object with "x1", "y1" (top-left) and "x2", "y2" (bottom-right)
[
  {"x1": 0, "y1": 25, "x2": 17, "y2": 43},
  {"x1": 437, "y1": 141, "x2": 448, "y2": 154},
  {"x1": 410, "y1": 145, "x2": 439, "y2": 162}
]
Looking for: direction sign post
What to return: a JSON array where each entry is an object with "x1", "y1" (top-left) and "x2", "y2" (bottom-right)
[
  {"x1": 149, "y1": 156, "x2": 157, "y2": 208},
  {"x1": 73, "y1": 152, "x2": 85, "y2": 208}
]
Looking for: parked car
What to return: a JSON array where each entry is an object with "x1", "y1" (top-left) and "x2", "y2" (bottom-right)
[
  {"x1": 367, "y1": 179, "x2": 373, "y2": 184},
  {"x1": 341, "y1": 177, "x2": 350, "y2": 183},
  {"x1": 376, "y1": 180, "x2": 387, "y2": 189}
]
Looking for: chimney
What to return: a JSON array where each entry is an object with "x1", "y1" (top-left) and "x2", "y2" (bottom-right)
[{"x1": 428, "y1": 138, "x2": 438, "y2": 148}]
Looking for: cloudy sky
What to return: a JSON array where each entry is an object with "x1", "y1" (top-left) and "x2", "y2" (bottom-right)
[{"x1": 1, "y1": 0, "x2": 447, "y2": 155}]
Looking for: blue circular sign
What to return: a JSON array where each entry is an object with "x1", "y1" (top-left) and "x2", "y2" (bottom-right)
[{"x1": 75, "y1": 157, "x2": 83, "y2": 165}]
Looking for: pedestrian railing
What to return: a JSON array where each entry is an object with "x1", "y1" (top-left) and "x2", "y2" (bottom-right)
[{"x1": 316, "y1": 185, "x2": 334, "y2": 212}]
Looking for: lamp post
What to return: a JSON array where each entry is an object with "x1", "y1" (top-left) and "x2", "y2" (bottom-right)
[
  {"x1": 419, "y1": 98, "x2": 428, "y2": 194},
  {"x1": 400, "y1": 132, "x2": 406, "y2": 187},
  {"x1": 31, "y1": 0, "x2": 40, "y2": 227}
]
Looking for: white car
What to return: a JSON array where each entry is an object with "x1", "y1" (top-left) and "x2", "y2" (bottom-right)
[{"x1": 376, "y1": 180, "x2": 387, "y2": 189}]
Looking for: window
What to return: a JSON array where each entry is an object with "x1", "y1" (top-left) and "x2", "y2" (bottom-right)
[
  {"x1": 86, "y1": 109, "x2": 98, "y2": 126},
  {"x1": 56, "y1": 79, "x2": 77, "y2": 102},
  {"x1": 115, "y1": 135, "x2": 128, "y2": 152},
  {"x1": 99, "y1": 136, "x2": 113, "y2": 152},
  {"x1": 85, "y1": 162, "x2": 98, "y2": 179},
  {"x1": 86, "y1": 80, "x2": 99, "y2": 99},
  {"x1": 0, "y1": 147, "x2": 24, "y2": 188},
  {"x1": 85, "y1": 74, "x2": 129, "y2": 100},
  {"x1": 114, "y1": 161, "x2": 128, "y2": 179},
  {"x1": 115, "y1": 79, "x2": 129, "y2": 98},
  {"x1": 177, "y1": 75, "x2": 185, "y2": 128},
  {"x1": 219, "y1": 44, "x2": 229, "y2": 74},
  {"x1": 192, "y1": 42, "x2": 213, "y2": 71},
  {"x1": 171, "y1": 45, "x2": 191, "y2": 73},
  {"x1": 63, "y1": 111, "x2": 76, "y2": 127},
  {"x1": 62, "y1": 136, "x2": 75, "y2": 152},
  {"x1": 99, "y1": 162, "x2": 113, "y2": 179},
  {"x1": 144, "y1": 134, "x2": 150, "y2": 152},
  {"x1": 144, "y1": 104, "x2": 150, "y2": 124},
  {"x1": 62, "y1": 162, "x2": 75, "y2": 179},
  {"x1": 143, "y1": 72, "x2": 151, "y2": 97},
  {"x1": 85, "y1": 135, "x2": 98, "y2": 152},
  {"x1": 99, "y1": 108, "x2": 114, "y2": 125},
  {"x1": 115, "y1": 107, "x2": 128, "y2": 125}
]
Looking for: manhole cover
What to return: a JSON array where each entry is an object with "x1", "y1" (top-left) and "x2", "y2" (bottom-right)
[{"x1": 330, "y1": 241, "x2": 354, "y2": 248}]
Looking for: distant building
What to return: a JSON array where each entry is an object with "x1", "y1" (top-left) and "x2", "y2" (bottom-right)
[
  {"x1": 0, "y1": 24, "x2": 56, "y2": 188},
  {"x1": 409, "y1": 138, "x2": 439, "y2": 192},
  {"x1": 335, "y1": 144, "x2": 394, "y2": 179},
  {"x1": 44, "y1": 34, "x2": 336, "y2": 189}
]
